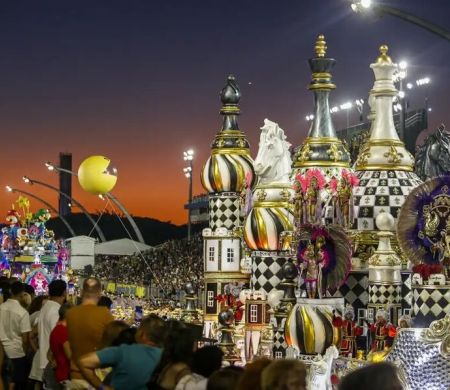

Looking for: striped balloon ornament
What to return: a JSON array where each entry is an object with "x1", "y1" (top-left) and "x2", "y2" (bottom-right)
[
  {"x1": 285, "y1": 303, "x2": 341, "y2": 355},
  {"x1": 201, "y1": 153, "x2": 255, "y2": 194}
]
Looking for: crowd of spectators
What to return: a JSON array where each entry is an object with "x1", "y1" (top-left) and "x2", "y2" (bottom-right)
[
  {"x1": 0, "y1": 275, "x2": 405, "y2": 390},
  {"x1": 93, "y1": 234, "x2": 203, "y2": 296}
]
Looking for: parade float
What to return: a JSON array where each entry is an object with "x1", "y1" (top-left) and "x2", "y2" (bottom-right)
[
  {"x1": 0, "y1": 196, "x2": 72, "y2": 293},
  {"x1": 196, "y1": 35, "x2": 450, "y2": 389}
]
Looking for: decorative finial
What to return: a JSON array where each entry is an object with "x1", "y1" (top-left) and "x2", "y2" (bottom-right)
[
  {"x1": 220, "y1": 74, "x2": 241, "y2": 105},
  {"x1": 376, "y1": 45, "x2": 392, "y2": 64},
  {"x1": 315, "y1": 34, "x2": 327, "y2": 58}
]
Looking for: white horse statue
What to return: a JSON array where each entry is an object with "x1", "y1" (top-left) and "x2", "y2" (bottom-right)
[
  {"x1": 309, "y1": 345, "x2": 339, "y2": 390},
  {"x1": 254, "y1": 118, "x2": 292, "y2": 185}
]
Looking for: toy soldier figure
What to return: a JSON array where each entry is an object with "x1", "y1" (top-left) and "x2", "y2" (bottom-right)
[
  {"x1": 369, "y1": 308, "x2": 396, "y2": 352},
  {"x1": 332, "y1": 305, "x2": 363, "y2": 358}
]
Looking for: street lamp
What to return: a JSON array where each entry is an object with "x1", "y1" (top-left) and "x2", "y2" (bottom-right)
[
  {"x1": 183, "y1": 149, "x2": 194, "y2": 241},
  {"x1": 5, "y1": 185, "x2": 76, "y2": 236},
  {"x1": 44, "y1": 161, "x2": 145, "y2": 244},
  {"x1": 22, "y1": 175, "x2": 106, "y2": 242},
  {"x1": 350, "y1": 0, "x2": 450, "y2": 42}
]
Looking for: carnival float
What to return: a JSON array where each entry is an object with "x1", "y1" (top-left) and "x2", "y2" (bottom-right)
[
  {"x1": 0, "y1": 196, "x2": 75, "y2": 294},
  {"x1": 197, "y1": 35, "x2": 450, "y2": 389}
]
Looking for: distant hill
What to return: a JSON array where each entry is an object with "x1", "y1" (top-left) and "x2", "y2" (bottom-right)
[{"x1": 46, "y1": 212, "x2": 205, "y2": 246}]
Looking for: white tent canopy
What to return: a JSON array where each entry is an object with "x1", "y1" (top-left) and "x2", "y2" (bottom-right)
[{"x1": 94, "y1": 238, "x2": 152, "y2": 256}]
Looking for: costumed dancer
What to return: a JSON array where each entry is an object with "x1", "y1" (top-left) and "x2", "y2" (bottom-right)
[
  {"x1": 305, "y1": 170, "x2": 324, "y2": 224},
  {"x1": 332, "y1": 305, "x2": 363, "y2": 358},
  {"x1": 368, "y1": 308, "x2": 396, "y2": 352},
  {"x1": 299, "y1": 236, "x2": 327, "y2": 299}
]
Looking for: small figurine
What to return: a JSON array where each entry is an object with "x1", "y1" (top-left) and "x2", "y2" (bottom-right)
[{"x1": 332, "y1": 305, "x2": 363, "y2": 358}]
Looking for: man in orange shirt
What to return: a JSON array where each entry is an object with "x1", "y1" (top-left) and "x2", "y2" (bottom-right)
[{"x1": 66, "y1": 277, "x2": 113, "y2": 389}]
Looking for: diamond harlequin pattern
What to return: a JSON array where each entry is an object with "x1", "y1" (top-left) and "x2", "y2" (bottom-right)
[
  {"x1": 251, "y1": 257, "x2": 287, "y2": 294},
  {"x1": 412, "y1": 286, "x2": 450, "y2": 327},
  {"x1": 353, "y1": 170, "x2": 422, "y2": 231},
  {"x1": 209, "y1": 196, "x2": 241, "y2": 230},
  {"x1": 386, "y1": 329, "x2": 450, "y2": 390},
  {"x1": 369, "y1": 284, "x2": 401, "y2": 304},
  {"x1": 401, "y1": 272, "x2": 412, "y2": 309},
  {"x1": 332, "y1": 272, "x2": 369, "y2": 312}
]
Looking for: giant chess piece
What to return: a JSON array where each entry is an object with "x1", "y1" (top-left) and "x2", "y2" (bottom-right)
[
  {"x1": 353, "y1": 45, "x2": 422, "y2": 262},
  {"x1": 217, "y1": 308, "x2": 241, "y2": 364},
  {"x1": 271, "y1": 261, "x2": 298, "y2": 359},
  {"x1": 367, "y1": 212, "x2": 402, "y2": 324},
  {"x1": 181, "y1": 282, "x2": 201, "y2": 324},
  {"x1": 201, "y1": 75, "x2": 255, "y2": 336}
]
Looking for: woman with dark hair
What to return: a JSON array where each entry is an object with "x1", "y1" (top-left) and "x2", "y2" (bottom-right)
[
  {"x1": 338, "y1": 362, "x2": 403, "y2": 390},
  {"x1": 175, "y1": 346, "x2": 223, "y2": 390},
  {"x1": 149, "y1": 321, "x2": 196, "y2": 389}
]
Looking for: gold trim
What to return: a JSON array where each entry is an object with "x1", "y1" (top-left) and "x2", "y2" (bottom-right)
[
  {"x1": 255, "y1": 208, "x2": 269, "y2": 249},
  {"x1": 253, "y1": 201, "x2": 293, "y2": 209},
  {"x1": 212, "y1": 148, "x2": 251, "y2": 156},
  {"x1": 229, "y1": 154, "x2": 245, "y2": 191},
  {"x1": 212, "y1": 155, "x2": 223, "y2": 192},
  {"x1": 309, "y1": 83, "x2": 336, "y2": 90},
  {"x1": 365, "y1": 139, "x2": 405, "y2": 147},
  {"x1": 301, "y1": 306, "x2": 315, "y2": 353},
  {"x1": 355, "y1": 164, "x2": 413, "y2": 171},
  {"x1": 312, "y1": 72, "x2": 331, "y2": 78},
  {"x1": 272, "y1": 207, "x2": 293, "y2": 229},
  {"x1": 216, "y1": 130, "x2": 247, "y2": 136},
  {"x1": 294, "y1": 160, "x2": 349, "y2": 168},
  {"x1": 303, "y1": 137, "x2": 343, "y2": 144},
  {"x1": 220, "y1": 106, "x2": 240, "y2": 113}
]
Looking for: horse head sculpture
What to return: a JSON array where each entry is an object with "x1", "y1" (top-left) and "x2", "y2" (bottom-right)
[{"x1": 254, "y1": 119, "x2": 292, "y2": 185}]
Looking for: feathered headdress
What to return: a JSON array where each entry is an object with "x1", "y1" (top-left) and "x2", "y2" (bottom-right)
[
  {"x1": 305, "y1": 169, "x2": 326, "y2": 189},
  {"x1": 341, "y1": 169, "x2": 359, "y2": 187},
  {"x1": 294, "y1": 173, "x2": 308, "y2": 193}
]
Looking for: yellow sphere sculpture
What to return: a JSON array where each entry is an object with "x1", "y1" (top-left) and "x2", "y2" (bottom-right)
[{"x1": 78, "y1": 156, "x2": 117, "y2": 195}]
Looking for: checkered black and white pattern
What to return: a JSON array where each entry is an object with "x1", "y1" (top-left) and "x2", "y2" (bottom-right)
[
  {"x1": 251, "y1": 256, "x2": 287, "y2": 294},
  {"x1": 401, "y1": 272, "x2": 412, "y2": 309},
  {"x1": 368, "y1": 284, "x2": 402, "y2": 305},
  {"x1": 353, "y1": 170, "x2": 422, "y2": 230},
  {"x1": 209, "y1": 194, "x2": 241, "y2": 231},
  {"x1": 412, "y1": 286, "x2": 450, "y2": 327},
  {"x1": 332, "y1": 271, "x2": 369, "y2": 312},
  {"x1": 273, "y1": 330, "x2": 287, "y2": 358}
]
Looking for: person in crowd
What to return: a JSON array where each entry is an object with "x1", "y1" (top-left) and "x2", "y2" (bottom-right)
[
  {"x1": 112, "y1": 327, "x2": 137, "y2": 346},
  {"x1": 28, "y1": 295, "x2": 48, "y2": 389},
  {"x1": 47, "y1": 303, "x2": 72, "y2": 389},
  {"x1": 66, "y1": 277, "x2": 113, "y2": 388},
  {"x1": 261, "y1": 359, "x2": 307, "y2": 390},
  {"x1": 39, "y1": 280, "x2": 67, "y2": 374},
  {"x1": 206, "y1": 367, "x2": 244, "y2": 390},
  {"x1": 150, "y1": 322, "x2": 196, "y2": 389},
  {"x1": 338, "y1": 362, "x2": 403, "y2": 390},
  {"x1": 236, "y1": 358, "x2": 271, "y2": 390},
  {"x1": 0, "y1": 343, "x2": 4, "y2": 390},
  {"x1": 98, "y1": 296, "x2": 113, "y2": 310},
  {"x1": 97, "y1": 321, "x2": 130, "y2": 384},
  {"x1": 78, "y1": 314, "x2": 165, "y2": 390},
  {"x1": 100, "y1": 321, "x2": 129, "y2": 349},
  {"x1": 175, "y1": 346, "x2": 223, "y2": 390},
  {"x1": 0, "y1": 281, "x2": 32, "y2": 390}
]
